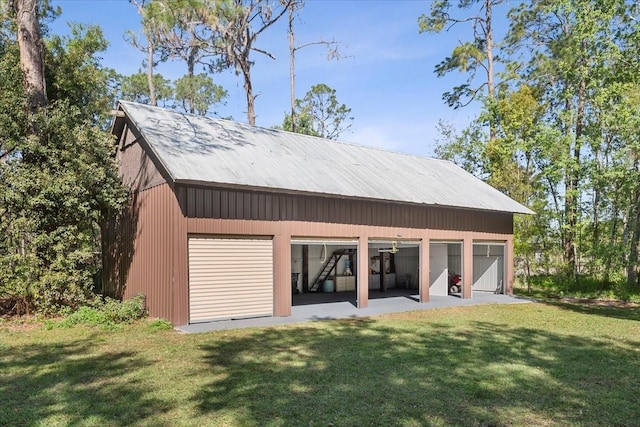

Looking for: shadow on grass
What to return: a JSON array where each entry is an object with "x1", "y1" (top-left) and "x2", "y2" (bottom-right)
[
  {"x1": 514, "y1": 292, "x2": 640, "y2": 322},
  {"x1": 195, "y1": 317, "x2": 640, "y2": 426},
  {"x1": 542, "y1": 299, "x2": 640, "y2": 322},
  {"x1": 0, "y1": 335, "x2": 171, "y2": 426}
]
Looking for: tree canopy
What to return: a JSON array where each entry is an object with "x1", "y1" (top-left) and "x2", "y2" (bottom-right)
[
  {"x1": 278, "y1": 83, "x2": 353, "y2": 140},
  {"x1": 0, "y1": 1, "x2": 126, "y2": 315},
  {"x1": 424, "y1": 0, "x2": 640, "y2": 287}
]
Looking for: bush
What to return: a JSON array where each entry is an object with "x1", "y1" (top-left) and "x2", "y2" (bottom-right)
[
  {"x1": 0, "y1": 101, "x2": 128, "y2": 317},
  {"x1": 45, "y1": 294, "x2": 146, "y2": 330}
]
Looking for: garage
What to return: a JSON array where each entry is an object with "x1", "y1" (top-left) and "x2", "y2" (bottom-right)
[
  {"x1": 290, "y1": 239, "x2": 358, "y2": 305},
  {"x1": 188, "y1": 237, "x2": 274, "y2": 323},
  {"x1": 105, "y1": 101, "x2": 533, "y2": 325}
]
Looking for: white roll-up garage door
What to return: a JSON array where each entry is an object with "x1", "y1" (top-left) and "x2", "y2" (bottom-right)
[
  {"x1": 472, "y1": 244, "x2": 505, "y2": 293},
  {"x1": 188, "y1": 237, "x2": 273, "y2": 323}
]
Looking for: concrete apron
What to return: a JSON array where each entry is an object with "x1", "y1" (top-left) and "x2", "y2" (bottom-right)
[{"x1": 175, "y1": 292, "x2": 532, "y2": 333}]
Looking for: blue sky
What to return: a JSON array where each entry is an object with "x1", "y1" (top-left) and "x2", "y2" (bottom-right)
[{"x1": 49, "y1": 0, "x2": 499, "y2": 157}]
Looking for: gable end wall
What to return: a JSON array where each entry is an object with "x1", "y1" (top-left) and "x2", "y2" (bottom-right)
[{"x1": 116, "y1": 121, "x2": 168, "y2": 192}]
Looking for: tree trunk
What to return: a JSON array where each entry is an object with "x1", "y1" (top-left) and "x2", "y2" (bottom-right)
[
  {"x1": 564, "y1": 75, "x2": 586, "y2": 276},
  {"x1": 147, "y1": 43, "x2": 156, "y2": 106},
  {"x1": 288, "y1": 7, "x2": 296, "y2": 132},
  {"x1": 237, "y1": 34, "x2": 255, "y2": 125},
  {"x1": 484, "y1": 0, "x2": 495, "y2": 141},
  {"x1": 187, "y1": 48, "x2": 196, "y2": 114},
  {"x1": 244, "y1": 65, "x2": 255, "y2": 125},
  {"x1": 627, "y1": 186, "x2": 640, "y2": 287},
  {"x1": 13, "y1": 0, "x2": 47, "y2": 112}
]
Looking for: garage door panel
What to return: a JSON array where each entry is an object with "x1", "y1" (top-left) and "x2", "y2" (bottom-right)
[
  {"x1": 473, "y1": 244, "x2": 505, "y2": 292},
  {"x1": 188, "y1": 237, "x2": 273, "y2": 323}
]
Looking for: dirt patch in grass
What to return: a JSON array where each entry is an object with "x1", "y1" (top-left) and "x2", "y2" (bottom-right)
[
  {"x1": 0, "y1": 315, "x2": 44, "y2": 332},
  {"x1": 558, "y1": 297, "x2": 639, "y2": 308}
]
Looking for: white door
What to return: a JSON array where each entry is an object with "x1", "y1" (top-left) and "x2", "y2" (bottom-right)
[
  {"x1": 188, "y1": 237, "x2": 273, "y2": 323},
  {"x1": 473, "y1": 244, "x2": 504, "y2": 292},
  {"x1": 429, "y1": 243, "x2": 448, "y2": 296}
]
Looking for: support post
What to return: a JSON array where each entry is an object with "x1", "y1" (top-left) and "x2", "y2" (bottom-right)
[
  {"x1": 419, "y1": 239, "x2": 429, "y2": 302},
  {"x1": 273, "y1": 233, "x2": 292, "y2": 316},
  {"x1": 357, "y1": 234, "x2": 369, "y2": 308},
  {"x1": 505, "y1": 238, "x2": 514, "y2": 295},
  {"x1": 302, "y1": 244, "x2": 309, "y2": 293},
  {"x1": 463, "y1": 235, "x2": 473, "y2": 299}
]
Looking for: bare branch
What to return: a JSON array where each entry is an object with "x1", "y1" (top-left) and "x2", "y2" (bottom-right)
[{"x1": 251, "y1": 46, "x2": 275, "y2": 59}]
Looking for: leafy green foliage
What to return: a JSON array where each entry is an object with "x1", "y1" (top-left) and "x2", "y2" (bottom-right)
[
  {"x1": 174, "y1": 73, "x2": 227, "y2": 116},
  {"x1": 430, "y1": 0, "x2": 640, "y2": 286},
  {"x1": 0, "y1": 14, "x2": 127, "y2": 316},
  {"x1": 118, "y1": 71, "x2": 173, "y2": 106},
  {"x1": 0, "y1": 42, "x2": 26, "y2": 158},
  {"x1": 279, "y1": 83, "x2": 353, "y2": 140},
  {"x1": 0, "y1": 101, "x2": 128, "y2": 315},
  {"x1": 515, "y1": 274, "x2": 640, "y2": 303},
  {"x1": 45, "y1": 23, "x2": 118, "y2": 126},
  {"x1": 44, "y1": 294, "x2": 147, "y2": 330}
]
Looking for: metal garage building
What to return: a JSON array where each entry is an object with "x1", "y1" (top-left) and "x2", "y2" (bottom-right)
[{"x1": 103, "y1": 101, "x2": 533, "y2": 326}]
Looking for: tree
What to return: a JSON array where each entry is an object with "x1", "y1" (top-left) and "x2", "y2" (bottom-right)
[
  {"x1": 418, "y1": 0, "x2": 505, "y2": 110},
  {"x1": 504, "y1": 0, "x2": 630, "y2": 277},
  {"x1": 45, "y1": 23, "x2": 117, "y2": 125},
  {"x1": 287, "y1": 0, "x2": 340, "y2": 132},
  {"x1": 142, "y1": 0, "x2": 225, "y2": 114},
  {"x1": 174, "y1": 73, "x2": 227, "y2": 115},
  {"x1": 430, "y1": 0, "x2": 640, "y2": 287},
  {"x1": 118, "y1": 71, "x2": 173, "y2": 106},
  {"x1": 280, "y1": 83, "x2": 353, "y2": 140},
  {"x1": 0, "y1": 4, "x2": 127, "y2": 315},
  {"x1": 127, "y1": 0, "x2": 162, "y2": 106},
  {"x1": 215, "y1": 0, "x2": 293, "y2": 125},
  {"x1": 12, "y1": 0, "x2": 47, "y2": 113}
]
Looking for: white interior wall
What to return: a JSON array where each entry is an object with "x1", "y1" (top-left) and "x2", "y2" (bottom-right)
[
  {"x1": 472, "y1": 244, "x2": 505, "y2": 292},
  {"x1": 447, "y1": 243, "x2": 463, "y2": 277},
  {"x1": 393, "y1": 246, "x2": 419, "y2": 288},
  {"x1": 429, "y1": 243, "x2": 448, "y2": 296}
]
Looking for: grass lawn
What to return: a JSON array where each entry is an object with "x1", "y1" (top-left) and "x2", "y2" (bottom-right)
[{"x1": 1, "y1": 302, "x2": 639, "y2": 427}]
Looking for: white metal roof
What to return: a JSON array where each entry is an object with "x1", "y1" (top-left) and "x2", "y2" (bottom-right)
[{"x1": 117, "y1": 101, "x2": 533, "y2": 215}]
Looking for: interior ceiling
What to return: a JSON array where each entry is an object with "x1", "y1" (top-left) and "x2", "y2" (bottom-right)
[{"x1": 290, "y1": 239, "x2": 419, "y2": 248}]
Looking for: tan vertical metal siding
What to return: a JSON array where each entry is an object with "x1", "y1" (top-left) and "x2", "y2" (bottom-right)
[
  {"x1": 188, "y1": 237, "x2": 274, "y2": 323},
  {"x1": 172, "y1": 187, "x2": 189, "y2": 325},
  {"x1": 419, "y1": 241, "x2": 429, "y2": 302},
  {"x1": 102, "y1": 183, "x2": 177, "y2": 322},
  {"x1": 105, "y1": 180, "x2": 517, "y2": 324},
  {"x1": 356, "y1": 234, "x2": 369, "y2": 308},
  {"x1": 116, "y1": 123, "x2": 168, "y2": 192},
  {"x1": 273, "y1": 234, "x2": 292, "y2": 316}
]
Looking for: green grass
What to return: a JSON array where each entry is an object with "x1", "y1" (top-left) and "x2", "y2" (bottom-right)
[{"x1": 1, "y1": 303, "x2": 639, "y2": 426}]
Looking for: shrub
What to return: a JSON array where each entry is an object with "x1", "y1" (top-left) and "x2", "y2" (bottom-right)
[{"x1": 44, "y1": 294, "x2": 147, "y2": 330}]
